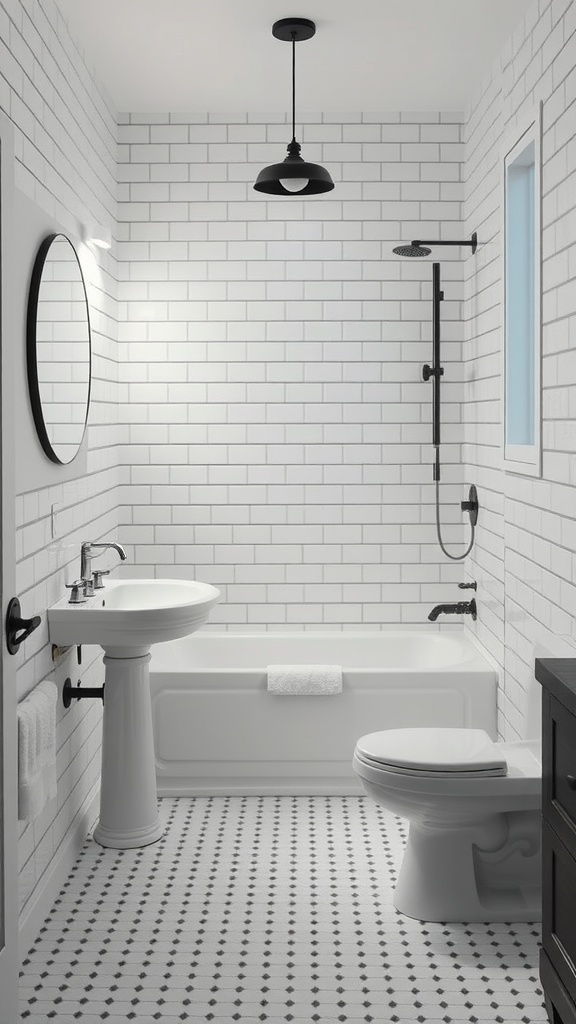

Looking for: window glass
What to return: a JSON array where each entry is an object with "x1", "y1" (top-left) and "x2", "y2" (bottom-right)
[
  {"x1": 505, "y1": 140, "x2": 535, "y2": 447},
  {"x1": 503, "y1": 109, "x2": 541, "y2": 478}
]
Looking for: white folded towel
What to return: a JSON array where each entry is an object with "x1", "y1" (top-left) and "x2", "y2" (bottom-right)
[
  {"x1": 18, "y1": 680, "x2": 58, "y2": 822},
  {"x1": 267, "y1": 664, "x2": 342, "y2": 695}
]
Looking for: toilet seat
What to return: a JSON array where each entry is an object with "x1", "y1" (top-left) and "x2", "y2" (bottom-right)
[{"x1": 355, "y1": 728, "x2": 507, "y2": 778}]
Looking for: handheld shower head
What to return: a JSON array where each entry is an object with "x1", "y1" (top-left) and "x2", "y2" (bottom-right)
[{"x1": 393, "y1": 243, "x2": 432, "y2": 257}]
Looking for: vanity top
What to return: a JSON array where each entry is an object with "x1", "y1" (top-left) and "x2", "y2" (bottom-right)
[{"x1": 535, "y1": 658, "x2": 576, "y2": 715}]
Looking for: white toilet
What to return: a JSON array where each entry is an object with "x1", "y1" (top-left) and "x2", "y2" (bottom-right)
[{"x1": 353, "y1": 727, "x2": 541, "y2": 923}]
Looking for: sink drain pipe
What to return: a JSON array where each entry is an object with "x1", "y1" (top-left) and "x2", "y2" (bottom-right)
[{"x1": 62, "y1": 677, "x2": 105, "y2": 708}]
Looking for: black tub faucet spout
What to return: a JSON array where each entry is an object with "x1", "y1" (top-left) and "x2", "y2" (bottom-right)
[{"x1": 428, "y1": 599, "x2": 477, "y2": 622}]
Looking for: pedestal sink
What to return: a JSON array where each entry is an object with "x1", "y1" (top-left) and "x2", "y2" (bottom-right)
[{"x1": 48, "y1": 579, "x2": 220, "y2": 849}]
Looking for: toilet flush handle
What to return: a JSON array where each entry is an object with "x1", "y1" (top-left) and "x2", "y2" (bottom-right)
[{"x1": 566, "y1": 775, "x2": 576, "y2": 791}]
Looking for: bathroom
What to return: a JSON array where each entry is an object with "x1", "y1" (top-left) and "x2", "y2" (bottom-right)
[{"x1": 1, "y1": 0, "x2": 575, "y2": 1019}]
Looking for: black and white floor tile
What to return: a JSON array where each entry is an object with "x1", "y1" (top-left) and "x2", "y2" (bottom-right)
[{"x1": 20, "y1": 797, "x2": 546, "y2": 1023}]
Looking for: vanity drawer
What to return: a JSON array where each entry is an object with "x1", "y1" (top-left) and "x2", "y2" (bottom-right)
[
  {"x1": 543, "y1": 819, "x2": 576, "y2": 1005},
  {"x1": 544, "y1": 694, "x2": 576, "y2": 845}
]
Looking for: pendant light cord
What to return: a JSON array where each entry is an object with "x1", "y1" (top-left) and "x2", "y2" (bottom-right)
[{"x1": 291, "y1": 33, "x2": 296, "y2": 142}]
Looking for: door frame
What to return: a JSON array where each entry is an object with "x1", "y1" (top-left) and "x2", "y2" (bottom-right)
[{"x1": 0, "y1": 107, "x2": 19, "y2": 1022}]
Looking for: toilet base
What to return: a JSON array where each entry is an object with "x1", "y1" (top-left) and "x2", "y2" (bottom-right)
[{"x1": 395, "y1": 817, "x2": 541, "y2": 923}]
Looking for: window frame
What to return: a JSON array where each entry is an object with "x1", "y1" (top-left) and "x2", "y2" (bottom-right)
[{"x1": 502, "y1": 104, "x2": 542, "y2": 478}]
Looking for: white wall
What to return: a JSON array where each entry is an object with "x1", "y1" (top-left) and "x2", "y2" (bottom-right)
[
  {"x1": 0, "y1": 0, "x2": 119, "y2": 934},
  {"x1": 464, "y1": 0, "x2": 576, "y2": 738},
  {"x1": 116, "y1": 111, "x2": 468, "y2": 629}
]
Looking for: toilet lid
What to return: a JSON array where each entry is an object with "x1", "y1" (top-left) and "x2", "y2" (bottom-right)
[{"x1": 355, "y1": 728, "x2": 507, "y2": 775}]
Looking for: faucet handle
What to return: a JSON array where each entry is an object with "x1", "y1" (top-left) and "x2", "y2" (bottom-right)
[
  {"x1": 93, "y1": 569, "x2": 110, "y2": 589},
  {"x1": 65, "y1": 581, "x2": 87, "y2": 605}
]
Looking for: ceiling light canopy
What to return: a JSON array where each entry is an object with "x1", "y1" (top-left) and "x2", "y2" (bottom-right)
[{"x1": 254, "y1": 18, "x2": 334, "y2": 197}]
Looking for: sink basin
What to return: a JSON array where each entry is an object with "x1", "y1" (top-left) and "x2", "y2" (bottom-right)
[{"x1": 48, "y1": 578, "x2": 220, "y2": 650}]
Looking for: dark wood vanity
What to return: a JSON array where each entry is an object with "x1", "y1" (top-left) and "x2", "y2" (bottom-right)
[{"x1": 536, "y1": 658, "x2": 576, "y2": 1024}]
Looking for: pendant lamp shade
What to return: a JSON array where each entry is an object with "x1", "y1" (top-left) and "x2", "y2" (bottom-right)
[
  {"x1": 254, "y1": 140, "x2": 334, "y2": 196},
  {"x1": 253, "y1": 19, "x2": 334, "y2": 197}
]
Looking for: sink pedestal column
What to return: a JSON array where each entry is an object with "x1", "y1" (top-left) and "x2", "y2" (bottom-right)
[{"x1": 93, "y1": 647, "x2": 164, "y2": 849}]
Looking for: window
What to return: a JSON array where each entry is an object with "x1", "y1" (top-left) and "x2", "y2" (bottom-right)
[{"x1": 503, "y1": 107, "x2": 541, "y2": 476}]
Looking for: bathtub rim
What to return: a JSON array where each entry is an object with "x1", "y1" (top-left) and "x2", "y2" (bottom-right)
[{"x1": 150, "y1": 629, "x2": 497, "y2": 676}]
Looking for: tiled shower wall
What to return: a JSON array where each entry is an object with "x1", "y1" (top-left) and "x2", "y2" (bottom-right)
[
  {"x1": 464, "y1": 0, "x2": 576, "y2": 738},
  {"x1": 116, "y1": 111, "x2": 468, "y2": 629},
  {"x1": 0, "y1": 0, "x2": 119, "y2": 930}
]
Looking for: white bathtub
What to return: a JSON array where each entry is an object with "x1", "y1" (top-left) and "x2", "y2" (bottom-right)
[{"x1": 149, "y1": 632, "x2": 497, "y2": 796}]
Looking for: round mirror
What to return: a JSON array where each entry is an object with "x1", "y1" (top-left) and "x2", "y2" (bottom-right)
[{"x1": 27, "y1": 233, "x2": 91, "y2": 465}]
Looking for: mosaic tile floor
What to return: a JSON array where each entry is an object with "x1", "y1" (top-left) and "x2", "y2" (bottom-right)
[{"x1": 20, "y1": 796, "x2": 546, "y2": 1023}]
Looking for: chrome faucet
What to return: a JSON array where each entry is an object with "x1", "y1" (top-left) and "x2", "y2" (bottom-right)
[{"x1": 80, "y1": 541, "x2": 127, "y2": 594}]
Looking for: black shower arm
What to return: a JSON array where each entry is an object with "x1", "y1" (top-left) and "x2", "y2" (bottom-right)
[{"x1": 411, "y1": 238, "x2": 476, "y2": 247}]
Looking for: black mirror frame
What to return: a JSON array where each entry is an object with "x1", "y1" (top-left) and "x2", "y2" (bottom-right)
[{"x1": 26, "y1": 233, "x2": 92, "y2": 465}]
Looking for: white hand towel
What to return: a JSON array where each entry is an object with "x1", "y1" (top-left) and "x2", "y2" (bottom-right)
[
  {"x1": 267, "y1": 664, "x2": 342, "y2": 695},
  {"x1": 18, "y1": 680, "x2": 58, "y2": 822}
]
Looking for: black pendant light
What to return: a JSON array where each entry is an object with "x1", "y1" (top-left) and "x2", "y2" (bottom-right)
[{"x1": 253, "y1": 18, "x2": 334, "y2": 197}]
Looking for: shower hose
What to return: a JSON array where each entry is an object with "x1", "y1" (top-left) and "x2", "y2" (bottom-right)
[{"x1": 435, "y1": 477, "x2": 476, "y2": 561}]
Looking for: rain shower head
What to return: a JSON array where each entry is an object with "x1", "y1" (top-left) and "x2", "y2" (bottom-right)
[
  {"x1": 393, "y1": 243, "x2": 432, "y2": 257},
  {"x1": 393, "y1": 232, "x2": 478, "y2": 258}
]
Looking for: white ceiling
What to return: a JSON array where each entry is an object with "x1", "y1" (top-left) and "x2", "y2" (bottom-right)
[{"x1": 57, "y1": 0, "x2": 532, "y2": 114}]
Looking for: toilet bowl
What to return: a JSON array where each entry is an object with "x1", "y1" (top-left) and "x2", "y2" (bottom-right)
[{"x1": 353, "y1": 727, "x2": 541, "y2": 923}]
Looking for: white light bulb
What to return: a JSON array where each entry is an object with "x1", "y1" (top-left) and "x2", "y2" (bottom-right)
[{"x1": 280, "y1": 177, "x2": 309, "y2": 193}]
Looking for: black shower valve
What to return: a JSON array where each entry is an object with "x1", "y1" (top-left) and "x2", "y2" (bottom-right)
[{"x1": 460, "y1": 484, "x2": 479, "y2": 526}]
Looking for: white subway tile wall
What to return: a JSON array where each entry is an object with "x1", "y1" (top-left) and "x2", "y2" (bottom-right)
[
  {"x1": 464, "y1": 0, "x2": 576, "y2": 738},
  {"x1": 116, "y1": 111, "x2": 467, "y2": 629},
  {"x1": 1, "y1": 0, "x2": 120, "y2": 923},
  {"x1": 6, "y1": 0, "x2": 576, "y2": 934}
]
